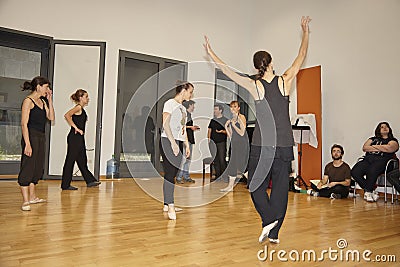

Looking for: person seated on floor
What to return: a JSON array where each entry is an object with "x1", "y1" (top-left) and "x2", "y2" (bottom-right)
[
  {"x1": 351, "y1": 122, "x2": 399, "y2": 202},
  {"x1": 307, "y1": 144, "x2": 351, "y2": 199}
]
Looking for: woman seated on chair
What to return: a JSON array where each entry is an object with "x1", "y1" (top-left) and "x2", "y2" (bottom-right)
[{"x1": 351, "y1": 122, "x2": 399, "y2": 202}]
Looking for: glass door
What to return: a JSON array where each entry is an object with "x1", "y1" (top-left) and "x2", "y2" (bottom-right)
[
  {"x1": 0, "y1": 28, "x2": 50, "y2": 176},
  {"x1": 116, "y1": 51, "x2": 186, "y2": 178},
  {"x1": 46, "y1": 40, "x2": 105, "y2": 180}
]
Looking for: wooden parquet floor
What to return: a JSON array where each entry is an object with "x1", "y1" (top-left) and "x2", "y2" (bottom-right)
[{"x1": 0, "y1": 178, "x2": 399, "y2": 267}]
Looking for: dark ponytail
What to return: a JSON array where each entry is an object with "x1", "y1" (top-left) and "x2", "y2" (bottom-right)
[
  {"x1": 175, "y1": 80, "x2": 194, "y2": 95},
  {"x1": 71, "y1": 89, "x2": 87, "y2": 103},
  {"x1": 253, "y1": 51, "x2": 272, "y2": 80},
  {"x1": 21, "y1": 76, "x2": 50, "y2": 91}
]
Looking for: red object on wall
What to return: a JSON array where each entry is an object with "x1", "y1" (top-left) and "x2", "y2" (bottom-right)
[{"x1": 296, "y1": 66, "x2": 322, "y2": 185}]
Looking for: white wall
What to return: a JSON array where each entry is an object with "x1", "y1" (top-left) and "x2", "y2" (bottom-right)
[
  {"x1": 251, "y1": 0, "x2": 400, "y2": 171},
  {"x1": 0, "y1": 0, "x2": 254, "y2": 174},
  {"x1": 1, "y1": 0, "x2": 399, "y2": 175}
]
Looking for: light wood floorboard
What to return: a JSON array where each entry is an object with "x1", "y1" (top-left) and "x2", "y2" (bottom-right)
[{"x1": 0, "y1": 179, "x2": 399, "y2": 266}]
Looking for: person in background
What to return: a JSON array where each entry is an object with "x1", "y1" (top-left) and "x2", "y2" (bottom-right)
[
  {"x1": 351, "y1": 122, "x2": 399, "y2": 202},
  {"x1": 221, "y1": 101, "x2": 249, "y2": 192},
  {"x1": 61, "y1": 89, "x2": 101, "y2": 190},
  {"x1": 208, "y1": 104, "x2": 228, "y2": 182},
  {"x1": 307, "y1": 144, "x2": 351, "y2": 199},
  {"x1": 18, "y1": 76, "x2": 54, "y2": 211},
  {"x1": 176, "y1": 100, "x2": 199, "y2": 184},
  {"x1": 160, "y1": 81, "x2": 194, "y2": 220}
]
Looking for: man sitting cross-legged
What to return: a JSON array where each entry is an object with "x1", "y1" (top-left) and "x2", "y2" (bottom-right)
[{"x1": 308, "y1": 144, "x2": 351, "y2": 199}]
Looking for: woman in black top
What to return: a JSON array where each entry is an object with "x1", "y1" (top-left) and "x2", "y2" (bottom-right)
[
  {"x1": 61, "y1": 89, "x2": 100, "y2": 190},
  {"x1": 19, "y1": 76, "x2": 55, "y2": 211},
  {"x1": 204, "y1": 16, "x2": 311, "y2": 243},
  {"x1": 351, "y1": 122, "x2": 399, "y2": 202}
]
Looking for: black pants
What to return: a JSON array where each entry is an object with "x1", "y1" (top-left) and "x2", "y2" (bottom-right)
[
  {"x1": 248, "y1": 146, "x2": 290, "y2": 239},
  {"x1": 311, "y1": 183, "x2": 349, "y2": 198},
  {"x1": 160, "y1": 137, "x2": 184, "y2": 205},
  {"x1": 209, "y1": 141, "x2": 227, "y2": 179},
  {"x1": 61, "y1": 133, "x2": 96, "y2": 189},
  {"x1": 351, "y1": 155, "x2": 388, "y2": 192},
  {"x1": 18, "y1": 129, "x2": 45, "y2": 186}
]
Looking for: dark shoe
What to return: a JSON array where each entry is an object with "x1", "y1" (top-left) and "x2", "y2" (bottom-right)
[
  {"x1": 184, "y1": 178, "x2": 195, "y2": 183},
  {"x1": 87, "y1": 181, "x2": 101, "y2": 187},
  {"x1": 62, "y1": 186, "x2": 78, "y2": 190},
  {"x1": 176, "y1": 179, "x2": 184, "y2": 184}
]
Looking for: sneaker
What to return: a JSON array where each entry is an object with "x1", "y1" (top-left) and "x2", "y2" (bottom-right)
[
  {"x1": 258, "y1": 220, "x2": 278, "y2": 243},
  {"x1": 176, "y1": 179, "x2": 184, "y2": 184},
  {"x1": 372, "y1": 191, "x2": 379, "y2": 202},
  {"x1": 184, "y1": 178, "x2": 195, "y2": 183},
  {"x1": 307, "y1": 189, "x2": 319, "y2": 196},
  {"x1": 364, "y1": 192, "x2": 374, "y2": 202},
  {"x1": 330, "y1": 193, "x2": 342, "y2": 199}
]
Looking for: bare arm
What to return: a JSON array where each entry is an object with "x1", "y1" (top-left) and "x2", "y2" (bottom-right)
[
  {"x1": 372, "y1": 140, "x2": 399, "y2": 153},
  {"x1": 163, "y1": 112, "x2": 179, "y2": 156},
  {"x1": 225, "y1": 120, "x2": 232, "y2": 138},
  {"x1": 282, "y1": 16, "x2": 311, "y2": 95},
  {"x1": 204, "y1": 36, "x2": 261, "y2": 100},
  {"x1": 317, "y1": 175, "x2": 329, "y2": 189},
  {"x1": 328, "y1": 178, "x2": 351, "y2": 187},
  {"x1": 363, "y1": 139, "x2": 380, "y2": 152},
  {"x1": 207, "y1": 128, "x2": 212, "y2": 143},
  {"x1": 21, "y1": 99, "x2": 33, "y2": 157},
  {"x1": 64, "y1": 105, "x2": 83, "y2": 135},
  {"x1": 44, "y1": 89, "x2": 55, "y2": 121}
]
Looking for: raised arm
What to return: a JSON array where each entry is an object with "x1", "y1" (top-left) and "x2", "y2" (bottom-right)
[
  {"x1": 204, "y1": 36, "x2": 260, "y2": 100},
  {"x1": 45, "y1": 88, "x2": 55, "y2": 121},
  {"x1": 282, "y1": 16, "x2": 311, "y2": 95}
]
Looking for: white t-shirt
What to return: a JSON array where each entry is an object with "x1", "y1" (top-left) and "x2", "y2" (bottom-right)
[{"x1": 161, "y1": 98, "x2": 187, "y2": 141}]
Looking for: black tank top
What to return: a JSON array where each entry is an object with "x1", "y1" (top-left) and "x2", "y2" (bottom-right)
[
  {"x1": 70, "y1": 107, "x2": 87, "y2": 134},
  {"x1": 252, "y1": 76, "x2": 294, "y2": 147},
  {"x1": 26, "y1": 97, "x2": 47, "y2": 133}
]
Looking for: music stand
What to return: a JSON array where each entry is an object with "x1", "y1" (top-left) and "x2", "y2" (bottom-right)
[{"x1": 292, "y1": 124, "x2": 310, "y2": 189}]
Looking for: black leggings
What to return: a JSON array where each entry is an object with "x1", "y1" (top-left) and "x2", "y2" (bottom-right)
[
  {"x1": 351, "y1": 155, "x2": 388, "y2": 192},
  {"x1": 61, "y1": 133, "x2": 96, "y2": 189},
  {"x1": 160, "y1": 137, "x2": 184, "y2": 205}
]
